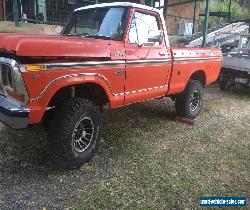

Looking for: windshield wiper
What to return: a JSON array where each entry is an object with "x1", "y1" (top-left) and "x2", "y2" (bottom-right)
[
  {"x1": 66, "y1": 32, "x2": 89, "y2": 37},
  {"x1": 83, "y1": 34, "x2": 111, "y2": 40},
  {"x1": 65, "y1": 34, "x2": 112, "y2": 40},
  {"x1": 66, "y1": 34, "x2": 79, "y2": 36}
]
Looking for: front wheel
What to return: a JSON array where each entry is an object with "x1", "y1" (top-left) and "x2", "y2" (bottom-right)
[
  {"x1": 175, "y1": 79, "x2": 204, "y2": 119},
  {"x1": 48, "y1": 98, "x2": 101, "y2": 168}
]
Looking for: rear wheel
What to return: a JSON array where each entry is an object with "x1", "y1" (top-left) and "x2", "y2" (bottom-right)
[
  {"x1": 175, "y1": 79, "x2": 204, "y2": 119},
  {"x1": 48, "y1": 98, "x2": 101, "y2": 168}
]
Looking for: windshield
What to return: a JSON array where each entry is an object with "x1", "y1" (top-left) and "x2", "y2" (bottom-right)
[{"x1": 62, "y1": 7, "x2": 127, "y2": 40}]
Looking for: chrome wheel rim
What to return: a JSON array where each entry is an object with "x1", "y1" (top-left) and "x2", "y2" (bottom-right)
[
  {"x1": 190, "y1": 90, "x2": 200, "y2": 112},
  {"x1": 72, "y1": 117, "x2": 94, "y2": 153}
]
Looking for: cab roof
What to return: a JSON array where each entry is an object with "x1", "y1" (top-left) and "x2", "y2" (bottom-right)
[{"x1": 74, "y1": 2, "x2": 159, "y2": 13}]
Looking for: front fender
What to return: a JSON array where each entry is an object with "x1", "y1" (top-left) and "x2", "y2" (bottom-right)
[{"x1": 23, "y1": 71, "x2": 116, "y2": 124}]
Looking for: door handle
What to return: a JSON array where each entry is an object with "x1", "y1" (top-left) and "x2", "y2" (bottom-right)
[
  {"x1": 159, "y1": 51, "x2": 167, "y2": 56},
  {"x1": 115, "y1": 70, "x2": 125, "y2": 75}
]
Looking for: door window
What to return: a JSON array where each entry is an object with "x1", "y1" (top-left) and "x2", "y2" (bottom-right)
[{"x1": 128, "y1": 12, "x2": 160, "y2": 45}]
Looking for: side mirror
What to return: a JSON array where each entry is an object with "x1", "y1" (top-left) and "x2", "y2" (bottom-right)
[{"x1": 148, "y1": 30, "x2": 163, "y2": 43}]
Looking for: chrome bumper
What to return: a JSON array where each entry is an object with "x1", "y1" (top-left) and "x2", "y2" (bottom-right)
[{"x1": 0, "y1": 95, "x2": 29, "y2": 129}]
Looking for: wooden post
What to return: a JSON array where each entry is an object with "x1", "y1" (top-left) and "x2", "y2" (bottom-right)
[
  {"x1": 192, "y1": 0, "x2": 197, "y2": 34},
  {"x1": 164, "y1": 0, "x2": 168, "y2": 19}
]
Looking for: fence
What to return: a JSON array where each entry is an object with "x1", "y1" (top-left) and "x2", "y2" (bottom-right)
[{"x1": 1, "y1": 0, "x2": 142, "y2": 25}]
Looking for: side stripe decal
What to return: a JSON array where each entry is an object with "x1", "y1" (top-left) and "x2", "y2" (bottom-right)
[
  {"x1": 31, "y1": 73, "x2": 112, "y2": 101},
  {"x1": 30, "y1": 73, "x2": 168, "y2": 101},
  {"x1": 113, "y1": 85, "x2": 168, "y2": 96},
  {"x1": 173, "y1": 57, "x2": 222, "y2": 62},
  {"x1": 29, "y1": 57, "x2": 221, "y2": 101},
  {"x1": 42, "y1": 59, "x2": 171, "y2": 70}
]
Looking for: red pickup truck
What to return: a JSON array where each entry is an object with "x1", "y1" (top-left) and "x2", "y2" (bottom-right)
[{"x1": 0, "y1": 3, "x2": 222, "y2": 166}]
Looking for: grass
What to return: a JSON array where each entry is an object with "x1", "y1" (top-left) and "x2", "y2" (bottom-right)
[
  {"x1": 73, "y1": 86, "x2": 250, "y2": 210},
  {"x1": 0, "y1": 85, "x2": 248, "y2": 209}
]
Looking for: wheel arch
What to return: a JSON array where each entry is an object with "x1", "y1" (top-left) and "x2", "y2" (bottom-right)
[
  {"x1": 47, "y1": 82, "x2": 110, "y2": 108},
  {"x1": 28, "y1": 80, "x2": 112, "y2": 125},
  {"x1": 190, "y1": 70, "x2": 206, "y2": 87}
]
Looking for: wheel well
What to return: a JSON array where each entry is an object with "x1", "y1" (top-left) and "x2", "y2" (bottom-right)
[
  {"x1": 190, "y1": 71, "x2": 206, "y2": 86},
  {"x1": 48, "y1": 83, "x2": 109, "y2": 108}
]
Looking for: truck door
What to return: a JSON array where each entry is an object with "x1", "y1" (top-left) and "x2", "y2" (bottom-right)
[{"x1": 124, "y1": 9, "x2": 172, "y2": 104}]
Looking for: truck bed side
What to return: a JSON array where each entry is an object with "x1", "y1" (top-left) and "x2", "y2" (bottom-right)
[{"x1": 168, "y1": 48, "x2": 222, "y2": 95}]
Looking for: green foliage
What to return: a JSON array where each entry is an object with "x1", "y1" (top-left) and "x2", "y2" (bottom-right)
[
  {"x1": 200, "y1": 0, "x2": 250, "y2": 27},
  {"x1": 218, "y1": 0, "x2": 250, "y2": 20}
]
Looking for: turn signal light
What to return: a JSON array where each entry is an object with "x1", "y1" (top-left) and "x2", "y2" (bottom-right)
[{"x1": 25, "y1": 65, "x2": 46, "y2": 71}]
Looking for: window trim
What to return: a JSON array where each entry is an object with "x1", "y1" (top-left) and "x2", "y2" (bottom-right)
[{"x1": 61, "y1": 6, "x2": 129, "y2": 41}]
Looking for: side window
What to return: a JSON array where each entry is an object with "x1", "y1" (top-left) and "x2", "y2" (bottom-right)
[
  {"x1": 128, "y1": 12, "x2": 160, "y2": 45},
  {"x1": 129, "y1": 14, "x2": 138, "y2": 44}
]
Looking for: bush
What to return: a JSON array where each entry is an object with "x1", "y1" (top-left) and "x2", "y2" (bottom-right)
[{"x1": 199, "y1": 0, "x2": 250, "y2": 28}]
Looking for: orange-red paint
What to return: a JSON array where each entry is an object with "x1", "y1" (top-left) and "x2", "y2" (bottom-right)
[{"x1": 0, "y1": 6, "x2": 222, "y2": 125}]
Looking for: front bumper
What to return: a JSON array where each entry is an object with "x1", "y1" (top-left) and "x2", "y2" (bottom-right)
[{"x1": 0, "y1": 95, "x2": 29, "y2": 129}]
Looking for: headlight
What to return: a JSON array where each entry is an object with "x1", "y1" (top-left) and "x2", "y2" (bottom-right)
[
  {"x1": 0, "y1": 57, "x2": 29, "y2": 104},
  {"x1": 1, "y1": 63, "x2": 14, "y2": 89}
]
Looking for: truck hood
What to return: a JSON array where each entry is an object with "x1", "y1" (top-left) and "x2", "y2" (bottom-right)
[{"x1": 0, "y1": 33, "x2": 111, "y2": 58}]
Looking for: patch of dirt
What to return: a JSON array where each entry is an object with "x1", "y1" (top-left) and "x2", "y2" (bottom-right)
[{"x1": 0, "y1": 21, "x2": 61, "y2": 35}]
